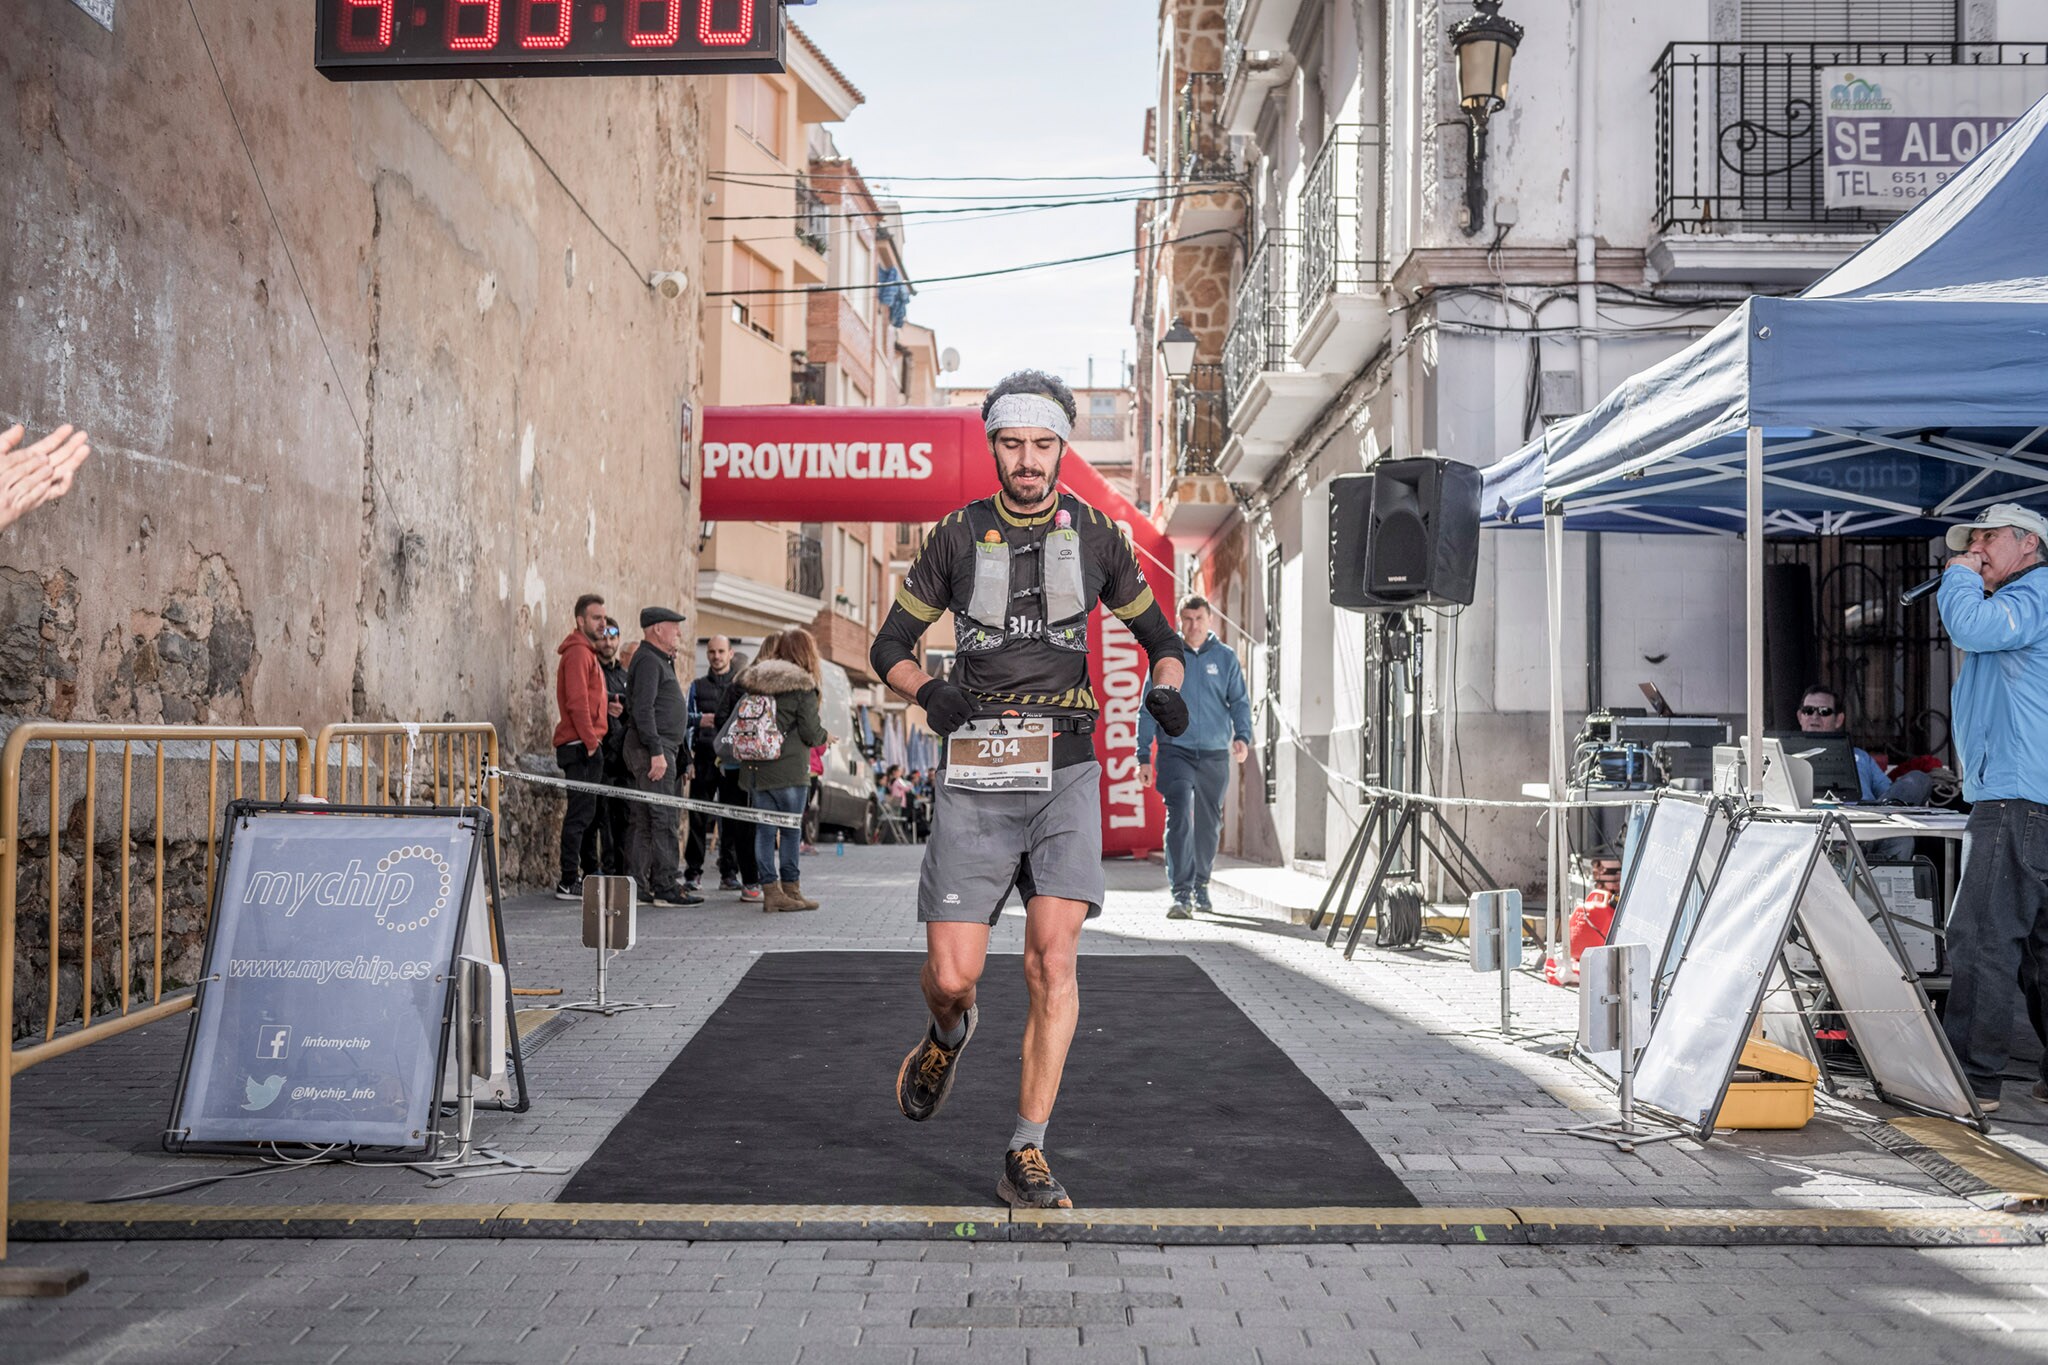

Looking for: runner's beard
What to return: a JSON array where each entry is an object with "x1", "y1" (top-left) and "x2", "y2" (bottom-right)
[{"x1": 998, "y1": 450, "x2": 1063, "y2": 511}]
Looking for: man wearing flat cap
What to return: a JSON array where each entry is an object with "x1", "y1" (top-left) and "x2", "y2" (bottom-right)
[
  {"x1": 1936, "y1": 503, "x2": 2048, "y2": 1113},
  {"x1": 623, "y1": 606, "x2": 699, "y2": 907}
]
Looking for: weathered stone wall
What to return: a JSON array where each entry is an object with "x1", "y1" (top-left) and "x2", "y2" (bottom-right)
[{"x1": 1, "y1": 4, "x2": 711, "y2": 891}]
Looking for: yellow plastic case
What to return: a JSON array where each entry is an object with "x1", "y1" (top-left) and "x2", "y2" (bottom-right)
[{"x1": 1718, "y1": 1037, "x2": 1819, "y2": 1130}]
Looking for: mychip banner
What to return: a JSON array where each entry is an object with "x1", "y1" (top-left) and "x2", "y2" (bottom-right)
[
  {"x1": 169, "y1": 809, "x2": 481, "y2": 1153},
  {"x1": 1822, "y1": 65, "x2": 2048, "y2": 210}
]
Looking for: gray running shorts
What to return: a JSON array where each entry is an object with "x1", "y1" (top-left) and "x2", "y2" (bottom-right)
[{"x1": 917, "y1": 760, "x2": 1105, "y2": 924}]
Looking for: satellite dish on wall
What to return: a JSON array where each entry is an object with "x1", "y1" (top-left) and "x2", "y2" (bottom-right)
[{"x1": 940, "y1": 347, "x2": 961, "y2": 374}]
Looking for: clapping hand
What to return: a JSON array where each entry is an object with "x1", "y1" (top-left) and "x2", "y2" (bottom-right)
[{"x1": 0, "y1": 424, "x2": 91, "y2": 532}]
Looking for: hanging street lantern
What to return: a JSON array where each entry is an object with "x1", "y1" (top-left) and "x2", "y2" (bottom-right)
[
  {"x1": 1448, "y1": 0, "x2": 1523, "y2": 237},
  {"x1": 1157, "y1": 316, "x2": 1199, "y2": 382}
]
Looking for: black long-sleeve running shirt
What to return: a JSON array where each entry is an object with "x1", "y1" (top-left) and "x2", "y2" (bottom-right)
[{"x1": 871, "y1": 495, "x2": 1184, "y2": 716}]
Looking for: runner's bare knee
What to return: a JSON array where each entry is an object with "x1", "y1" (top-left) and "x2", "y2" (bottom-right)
[
  {"x1": 1022, "y1": 899, "x2": 1084, "y2": 999},
  {"x1": 923, "y1": 927, "x2": 986, "y2": 1007}
]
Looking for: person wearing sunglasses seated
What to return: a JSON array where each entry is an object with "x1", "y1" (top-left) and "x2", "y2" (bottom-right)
[{"x1": 1796, "y1": 682, "x2": 1932, "y2": 806}]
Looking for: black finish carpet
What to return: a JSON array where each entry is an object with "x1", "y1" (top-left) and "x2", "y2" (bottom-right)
[{"x1": 561, "y1": 950, "x2": 1416, "y2": 1208}]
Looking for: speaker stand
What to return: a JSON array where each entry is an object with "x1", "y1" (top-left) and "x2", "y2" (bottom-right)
[{"x1": 1307, "y1": 612, "x2": 1500, "y2": 958}]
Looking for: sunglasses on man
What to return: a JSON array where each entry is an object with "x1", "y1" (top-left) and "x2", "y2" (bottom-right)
[
  {"x1": 603, "y1": 625, "x2": 621, "y2": 638},
  {"x1": 1798, "y1": 704, "x2": 1837, "y2": 718}
]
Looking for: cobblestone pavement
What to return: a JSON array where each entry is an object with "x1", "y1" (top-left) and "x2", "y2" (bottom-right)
[
  {"x1": 8, "y1": 1237, "x2": 2048, "y2": 1364},
  {"x1": 10, "y1": 845, "x2": 2048, "y2": 1361}
]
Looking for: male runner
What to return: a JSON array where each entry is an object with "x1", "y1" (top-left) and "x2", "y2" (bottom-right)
[{"x1": 870, "y1": 370, "x2": 1188, "y2": 1209}]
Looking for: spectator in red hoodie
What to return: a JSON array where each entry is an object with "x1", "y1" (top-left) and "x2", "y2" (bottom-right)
[{"x1": 552, "y1": 593, "x2": 610, "y2": 900}]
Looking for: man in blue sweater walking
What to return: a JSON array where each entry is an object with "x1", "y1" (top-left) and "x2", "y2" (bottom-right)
[
  {"x1": 1935, "y1": 503, "x2": 2048, "y2": 1114},
  {"x1": 1139, "y1": 597, "x2": 1253, "y2": 919}
]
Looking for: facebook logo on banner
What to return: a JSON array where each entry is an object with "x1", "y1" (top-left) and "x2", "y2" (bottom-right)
[{"x1": 256, "y1": 1026, "x2": 292, "y2": 1061}]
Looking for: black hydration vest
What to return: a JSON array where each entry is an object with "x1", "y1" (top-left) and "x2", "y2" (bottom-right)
[{"x1": 952, "y1": 495, "x2": 1090, "y2": 657}]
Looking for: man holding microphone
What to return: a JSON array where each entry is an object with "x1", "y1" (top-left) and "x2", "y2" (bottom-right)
[{"x1": 1935, "y1": 503, "x2": 2048, "y2": 1113}]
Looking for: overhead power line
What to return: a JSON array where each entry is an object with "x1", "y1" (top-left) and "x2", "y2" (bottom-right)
[
  {"x1": 710, "y1": 185, "x2": 1234, "y2": 224},
  {"x1": 705, "y1": 232, "x2": 1223, "y2": 298},
  {"x1": 709, "y1": 170, "x2": 1164, "y2": 183},
  {"x1": 709, "y1": 173, "x2": 1195, "y2": 204}
]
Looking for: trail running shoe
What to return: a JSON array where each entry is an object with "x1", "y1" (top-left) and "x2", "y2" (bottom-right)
[
  {"x1": 998, "y1": 1144, "x2": 1072, "y2": 1209},
  {"x1": 895, "y1": 1005, "x2": 978, "y2": 1122}
]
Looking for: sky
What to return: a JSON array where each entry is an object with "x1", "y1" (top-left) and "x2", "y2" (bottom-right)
[{"x1": 789, "y1": 1, "x2": 1160, "y2": 391}]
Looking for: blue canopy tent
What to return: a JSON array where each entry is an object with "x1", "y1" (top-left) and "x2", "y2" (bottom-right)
[{"x1": 1478, "y1": 92, "x2": 2048, "y2": 941}]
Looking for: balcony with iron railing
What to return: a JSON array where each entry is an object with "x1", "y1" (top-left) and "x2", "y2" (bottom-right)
[
  {"x1": 795, "y1": 175, "x2": 831, "y2": 255},
  {"x1": 791, "y1": 359, "x2": 826, "y2": 406},
  {"x1": 1646, "y1": 42, "x2": 2048, "y2": 278},
  {"x1": 1219, "y1": 0, "x2": 1301, "y2": 136},
  {"x1": 786, "y1": 532, "x2": 824, "y2": 599},
  {"x1": 1217, "y1": 227, "x2": 1350, "y2": 487},
  {"x1": 1166, "y1": 71, "x2": 1245, "y2": 242},
  {"x1": 1175, "y1": 363, "x2": 1226, "y2": 478},
  {"x1": 1160, "y1": 362, "x2": 1237, "y2": 541},
  {"x1": 1176, "y1": 72, "x2": 1235, "y2": 183},
  {"x1": 1221, "y1": 0, "x2": 1246, "y2": 97},
  {"x1": 1292, "y1": 124, "x2": 1387, "y2": 376},
  {"x1": 1222, "y1": 230, "x2": 1297, "y2": 420}
]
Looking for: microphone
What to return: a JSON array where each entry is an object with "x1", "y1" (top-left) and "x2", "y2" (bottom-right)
[{"x1": 1899, "y1": 573, "x2": 1945, "y2": 607}]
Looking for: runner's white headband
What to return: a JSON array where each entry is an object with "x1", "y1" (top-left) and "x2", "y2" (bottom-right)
[{"x1": 983, "y1": 393, "x2": 1072, "y2": 443}]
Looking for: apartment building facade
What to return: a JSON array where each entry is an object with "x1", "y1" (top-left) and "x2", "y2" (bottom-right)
[
  {"x1": 1140, "y1": 0, "x2": 2048, "y2": 889},
  {"x1": 696, "y1": 23, "x2": 945, "y2": 722}
]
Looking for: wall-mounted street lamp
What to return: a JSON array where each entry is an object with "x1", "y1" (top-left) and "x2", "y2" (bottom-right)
[
  {"x1": 1449, "y1": 0, "x2": 1523, "y2": 237},
  {"x1": 1157, "y1": 316, "x2": 1199, "y2": 381}
]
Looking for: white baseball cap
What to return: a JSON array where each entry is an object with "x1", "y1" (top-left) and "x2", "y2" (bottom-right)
[{"x1": 1945, "y1": 502, "x2": 2048, "y2": 552}]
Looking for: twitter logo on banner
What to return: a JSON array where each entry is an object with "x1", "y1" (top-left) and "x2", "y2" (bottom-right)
[{"x1": 243, "y1": 1074, "x2": 285, "y2": 1111}]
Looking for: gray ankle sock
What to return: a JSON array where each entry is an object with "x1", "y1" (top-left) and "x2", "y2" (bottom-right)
[
  {"x1": 1009, "y1": 1114, "x2": 1048, "y2": 1152},
  {"x1": 932, "y1": 1013, "x2": 967, "y2": 1048}
]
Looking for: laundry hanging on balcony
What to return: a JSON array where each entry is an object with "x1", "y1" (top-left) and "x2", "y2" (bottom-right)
[{"x1": 877, "y1": 266, "x2": 910, "y2": 328}]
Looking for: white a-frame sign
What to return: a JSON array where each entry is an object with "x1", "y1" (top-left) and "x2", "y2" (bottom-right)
[{"x1": 1616, "y1": 810, "x2": 1981, "y2": 1140}]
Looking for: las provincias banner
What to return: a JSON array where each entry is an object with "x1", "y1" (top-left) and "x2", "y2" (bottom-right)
[{"x1": 700, "y1": 406, "x2": 1172, "y2": 858}]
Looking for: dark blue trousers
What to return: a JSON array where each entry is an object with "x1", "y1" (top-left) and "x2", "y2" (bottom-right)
[
  {"x1": 1940, "y1": 798, "x2": 2048, "y2": 1099},
  {"x1": 1157, "y1": 746, "x2": 1230, "y2": 908}
]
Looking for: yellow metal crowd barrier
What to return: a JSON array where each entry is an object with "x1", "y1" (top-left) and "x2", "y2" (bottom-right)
[
  {"x1": 1, "y1": 723, "x2": 314, "y2": 1259},
  {"x1": 312, "y1": 722, "x2": 501, "y2": 837}
]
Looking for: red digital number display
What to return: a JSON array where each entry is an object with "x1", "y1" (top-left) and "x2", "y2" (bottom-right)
[{"x1": 316, "y1": 0, "x2": 782, "y2": 80}]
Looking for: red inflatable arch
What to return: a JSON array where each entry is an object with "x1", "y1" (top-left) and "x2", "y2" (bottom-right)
[{"x1": 701, "y1": 406, "x2": 1171, "y2": 857}]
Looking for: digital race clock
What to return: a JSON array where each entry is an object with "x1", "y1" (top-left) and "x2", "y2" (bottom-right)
[{"x1": 315, "y1": 0, "x2": 785, "y2": 81}]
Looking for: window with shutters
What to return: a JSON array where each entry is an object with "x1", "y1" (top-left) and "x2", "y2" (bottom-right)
[
  {"x1": 729, "y1": 244, "x2": 779, "y2": 341},
  {"x1": 1738, "y1": 0, "x2": 1955, "y2": 42},
  {"x1": 733, "y1": 74, "x2": 786, "y2": 161}
]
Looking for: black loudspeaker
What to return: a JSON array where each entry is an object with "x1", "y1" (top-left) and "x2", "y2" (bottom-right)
[
  {"x1": 1329, "y1": 459, "x2": 1482, "y2": 611},
  {"x1": 1328, "y1": 475, "x2": 1379, "y2": 610}
]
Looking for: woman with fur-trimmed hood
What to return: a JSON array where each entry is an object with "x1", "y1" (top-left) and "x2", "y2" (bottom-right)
[{"x1": 735, "y1": 629, "x2": 829, "y2": 912}]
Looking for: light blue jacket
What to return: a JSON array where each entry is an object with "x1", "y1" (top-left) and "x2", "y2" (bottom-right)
[
  {"x1": 1938, "y1": 563, "x2": 2048, "y2": 804},
  {"x1": 1853, "y1": 747, "x2": 1892, "y2": 802},
  {"x1": 1139, "y1": 633, "x2": 1253, "y2": 757}
]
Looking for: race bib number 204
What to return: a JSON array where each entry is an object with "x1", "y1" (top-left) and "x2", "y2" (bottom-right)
[{"x1": 945, "y1": 718, "x2": 1054, "y2": 793}]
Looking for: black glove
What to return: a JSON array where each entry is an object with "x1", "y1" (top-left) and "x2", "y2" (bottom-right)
[
  {"x1": 1144, "y1": 685, "x2": 1189, "y2": 738},
  {"x1": 916, "y1": 678, "x2": 978, "y2": 736}
]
